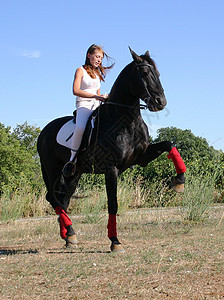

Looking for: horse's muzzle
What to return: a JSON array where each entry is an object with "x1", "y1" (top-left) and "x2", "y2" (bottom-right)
[
  {"x1": 155, "y1": 96, "x2": 167, "y2": 110},
  {"x1": 145, "y1": 96, "x2": 167, "y2": 112}
]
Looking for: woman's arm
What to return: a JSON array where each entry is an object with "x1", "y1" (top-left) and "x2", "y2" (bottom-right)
[{"x1": 73, "y1": 67, "x2": 93, "y2": 98}]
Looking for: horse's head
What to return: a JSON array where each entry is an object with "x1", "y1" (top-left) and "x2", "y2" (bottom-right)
[{"x1": 129, "y1": 47, "x2": 167, "y2": 112}]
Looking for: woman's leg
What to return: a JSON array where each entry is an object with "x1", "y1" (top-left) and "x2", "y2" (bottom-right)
[
  {"x1": 62, "y1": 106, "x2": 93, "y2": 176},
  {"x1": 70, "y1": 101, "x2": 100, "y2": 160},
  {"x1": 69, "y1": 107, "x2": 93, "y2": 160}
]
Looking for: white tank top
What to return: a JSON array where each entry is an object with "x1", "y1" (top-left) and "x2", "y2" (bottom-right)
[{"x1": 76, "y1": 66, "x2": 101, "y2": 102}]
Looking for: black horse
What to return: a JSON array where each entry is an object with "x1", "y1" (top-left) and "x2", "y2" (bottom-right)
[{"x1": 37, "y1": 48, "x2": 186, "y2": 252}]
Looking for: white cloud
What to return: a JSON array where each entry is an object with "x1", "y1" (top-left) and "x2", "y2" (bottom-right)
[{"x1": 20, "y1": 50, "x2": 41, "y2": 58}]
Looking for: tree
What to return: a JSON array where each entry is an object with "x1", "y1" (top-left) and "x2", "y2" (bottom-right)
[
  {"x1": 154, "y1": 127, "x2": 218, "y2": 162},
  {"x1": 0, "y1": 122, "x2": 42, "y2": 193},
  {"x1": 12, "y1": 122, "x2": 41, "y2": 158}
]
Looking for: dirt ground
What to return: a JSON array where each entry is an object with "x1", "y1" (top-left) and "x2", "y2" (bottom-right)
[{"x1": 1, "y1": 207, "x2": 224, "y2": 299}]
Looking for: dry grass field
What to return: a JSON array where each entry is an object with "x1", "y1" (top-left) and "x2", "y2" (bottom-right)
[{"x1": 1, "y1": 206, "x2": 224, "y2": 299}]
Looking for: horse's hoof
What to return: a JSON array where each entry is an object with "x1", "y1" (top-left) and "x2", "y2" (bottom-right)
[
  {"x1": 172, "y1": 183, "x2": 184, "y2": 193},
  {"x1": 65, "y1": 235, "x2": 78, "y2": 247},
  {"x1": 171, "y1": 177, "x2": 185, "y2": 193},
  {"x1": 110, "y1": 242, "x2": 125, "y2": 253}
]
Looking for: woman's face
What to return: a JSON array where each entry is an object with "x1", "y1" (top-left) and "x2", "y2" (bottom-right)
[{"x1": 88, "y1": 50, "x2": 104, "y2": 68}]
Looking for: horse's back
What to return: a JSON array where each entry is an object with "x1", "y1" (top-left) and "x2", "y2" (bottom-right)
[
  {"x1": 40, "y1": 116, "x2": 73, "y2": 135},
  {"x1": 37, "y1": 116, "x2": 73, "y2": 156}
]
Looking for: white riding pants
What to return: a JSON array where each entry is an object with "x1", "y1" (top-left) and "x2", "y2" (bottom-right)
[{"x1": 70, "y1": 100, "x2": 100, "y2": 161}]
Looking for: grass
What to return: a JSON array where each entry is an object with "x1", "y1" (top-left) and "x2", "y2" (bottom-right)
[
  {"x1": 178, "y1": 171, "x2": 217, "y2": 222},
  {"x1": 0, "y1": 186, "x2": 53, "y2": 222},
  {"x1": 1, "y1": 169, "x2": 222, "y2": 225},
  {"x1": 1, "y1": 207, "x2": 224, "y2": 299}
]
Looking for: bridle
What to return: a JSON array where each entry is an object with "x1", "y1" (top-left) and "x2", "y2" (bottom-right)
[
  {"x1": 135, "y1": 62, "x2": 164, "y2": 108},
  {"x1": 105, "y1": 61, "x2": 163, "y2": 110}
]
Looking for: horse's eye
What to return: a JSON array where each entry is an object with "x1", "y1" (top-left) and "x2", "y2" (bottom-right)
[{"x1": 142, "y1": 71, "x2": 148, "y2": 77}]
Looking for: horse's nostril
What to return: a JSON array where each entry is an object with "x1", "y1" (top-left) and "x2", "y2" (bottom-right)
[
  {"x1": 156, "y1": 97, "x2": 167, "y2": 108},
  {"x1": 156, "y1": 97, "x2": 162, "y2": 106}
]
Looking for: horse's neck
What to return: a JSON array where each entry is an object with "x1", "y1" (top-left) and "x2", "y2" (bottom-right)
[{"x1": 108, "y1": 64, "x2": 138, "y2": 106}]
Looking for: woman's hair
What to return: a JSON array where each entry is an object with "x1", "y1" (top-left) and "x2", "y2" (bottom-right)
[{"x1": 83, "y1": 44, "x2": 114, "y2": 81}]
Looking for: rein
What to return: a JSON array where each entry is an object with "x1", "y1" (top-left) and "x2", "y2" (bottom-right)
[{"x1": 105, "y1": 101, "x2": 149, "y2": 110}]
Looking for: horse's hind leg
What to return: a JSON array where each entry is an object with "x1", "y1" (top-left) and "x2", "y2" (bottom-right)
[
  {"x1": 41, "y1": 161, "x2": 78, "y2": 246},
  {"x1": 54, "y1": 174, "x2": 82, "y2": 246},
  {"x1": 56, "y1": 174, "x2": 81, "y2": 246},
  {"x1": 105, "y1": 167, "x2": 125, "y2": 253}
]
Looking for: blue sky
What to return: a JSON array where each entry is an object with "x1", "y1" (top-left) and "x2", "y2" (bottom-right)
[{"x1": 1, "y1": 0, "x2": 224, "y2": 151}]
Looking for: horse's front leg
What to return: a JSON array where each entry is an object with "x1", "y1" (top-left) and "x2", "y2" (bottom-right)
[
  {"x1": 139, "y1": 141, "x2": 186, "y2": 192},
  {"x1": 166, "y1": 146, "x2": 186, "y2": 192},
  {"x1": 105, "y1": 167, "x2": 125, "y2": 253}
]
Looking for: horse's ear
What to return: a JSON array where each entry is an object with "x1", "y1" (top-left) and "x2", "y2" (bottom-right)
[
  {"x1": 129, "y1": 47, "x2": 143, "y2": 64},
  {"x1": 145, "y1": 50, "x2": 150, "y2": 58}
]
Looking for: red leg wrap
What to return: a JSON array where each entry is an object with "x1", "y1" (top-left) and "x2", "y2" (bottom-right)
[
  {"x1": 55, "y1": 206, "x2": 72, "y2": 239},
  {"x1": 58, "y1": 218, "x2": 67, "y2": 239},
  {"x1": 167, "y1": 147, "x2": 186, "y2": 174},
  {"x1": 107, "y1": 214, "x2": 117, "y2": 238}
]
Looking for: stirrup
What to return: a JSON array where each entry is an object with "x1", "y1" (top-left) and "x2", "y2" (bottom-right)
[{"x1": 62, "y1": 161, "x2": 76, "y2": 177}]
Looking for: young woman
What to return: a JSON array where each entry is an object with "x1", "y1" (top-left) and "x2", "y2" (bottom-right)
[{"x1": 62, "y1": 44, "x2": 114, "y2": 177}]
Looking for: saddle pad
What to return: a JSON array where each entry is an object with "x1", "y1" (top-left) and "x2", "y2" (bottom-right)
[{"x1": 56, "y1": 119, "x2": 76, "y2": 150}]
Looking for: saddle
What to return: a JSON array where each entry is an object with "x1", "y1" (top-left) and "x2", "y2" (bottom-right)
[{"x1": 56, "y1": 110, "x2": 98, "y2": 151}]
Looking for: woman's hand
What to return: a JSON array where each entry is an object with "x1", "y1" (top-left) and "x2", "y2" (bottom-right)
[{"x1": 95, "y1": 93, "x2": 108, "y2": 102}]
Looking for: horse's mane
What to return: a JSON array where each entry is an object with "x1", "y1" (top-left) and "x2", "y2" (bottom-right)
[{"x1": 140, "y1": 54, "x2": 159, "y2": 75}]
